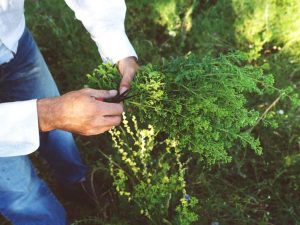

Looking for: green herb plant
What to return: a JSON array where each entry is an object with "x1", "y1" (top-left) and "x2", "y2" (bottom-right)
[
  {"x1": 86, "y1": 51, "x2": 300, "y2": 224},
  {"x1": 104, "y1": 113, "x2": 198, "y2": 225},
  {"x1": 87, "y1": 52, "x2": 275, "y2": 165},
  {"x1": 86, "y1": 51, "x2": 278, "y2": 224}
]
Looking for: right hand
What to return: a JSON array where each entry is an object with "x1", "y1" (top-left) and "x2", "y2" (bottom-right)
[{"x1": 37, "y1": 88, "x2": 123, "y2": 135}]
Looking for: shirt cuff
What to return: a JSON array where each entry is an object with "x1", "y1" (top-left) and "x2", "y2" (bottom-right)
[
  {"x1": 92, "y1": 30, "x2": 138, "y2": 64},
  {"x1": 0, "y1": 100, "x2": 40, "y2": 157}
]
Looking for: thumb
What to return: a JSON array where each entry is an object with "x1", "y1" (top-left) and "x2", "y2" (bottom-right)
[
  {"x1": 119, "y1": 76, "x2": 132, "y2": 94},
  {"x1": 83, "y1": 88, "x2": 118, "y2": 98}
]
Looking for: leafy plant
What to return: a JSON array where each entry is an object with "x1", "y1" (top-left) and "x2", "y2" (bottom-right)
[
  {"x1": 87, "y1": 52, "x2": 300, "y2": 224},
  {"x1": 87, "y1": 51, "x2": 274, "y2": 164},
  {"x1": 104, "y1": 114, "x2": 198, "y2": 225}
]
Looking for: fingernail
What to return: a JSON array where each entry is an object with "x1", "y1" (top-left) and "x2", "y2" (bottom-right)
[
  {"x1": 109, "y1": 90, "x2": 118, "y2": 96},
  {"x1": 120, "y1": 87, "x2": 128, "y2": 94}
]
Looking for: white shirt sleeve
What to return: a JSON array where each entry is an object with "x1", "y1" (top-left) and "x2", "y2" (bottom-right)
[
  {"x1": 64, "y1": 0, "x2": 137, "y2": 64},
  {"x1": 0, "y1": 100, "x2": 40, "y2": 157}
]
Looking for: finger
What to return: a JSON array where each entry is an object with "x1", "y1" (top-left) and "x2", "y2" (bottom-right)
[
  {"x1": 96, "y1": 102, "x2": 124, "y2": 116},
  {"x1": 82, "y1": 88, "x2": 118, "y2": 99},
  {"x1": 100, "y1": 126, "x2": 116, "y2": 133},
  {"x1": 103, "y1": 115, "x2": 122, "y2": 127},
  {"x1": 119, "y1": 73, "x2": 135, "y2": 94},
  {"x1": 93, "y1": 115, "x2": 122, "y2": 127},
  {"x1": 82, "y1": 126, "x2": 115, "y2": 136}
]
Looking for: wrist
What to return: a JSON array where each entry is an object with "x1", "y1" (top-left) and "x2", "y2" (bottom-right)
[
  {"x1": 37, "y1": 97, "x2": 59, "y2": 132},
  {"x1": 118, "y1": 56, "x2": 138, "y2": 67}
]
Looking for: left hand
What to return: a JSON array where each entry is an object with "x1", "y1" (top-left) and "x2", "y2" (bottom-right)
[{"x1": 117, "y1": 56, "x2": 139, "y2": 94}]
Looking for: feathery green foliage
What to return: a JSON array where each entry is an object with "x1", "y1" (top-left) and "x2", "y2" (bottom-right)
[{"x1": 87, "y1": 52, "x2": 274, "y2": 164}]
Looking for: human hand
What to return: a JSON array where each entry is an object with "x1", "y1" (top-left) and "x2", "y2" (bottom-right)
[
  {"x1": 37, "y1": 88, "x2": 123, "y2": 135},
  {"x1": 118, "y1": 56, "x2": 139, "y2": 94}
]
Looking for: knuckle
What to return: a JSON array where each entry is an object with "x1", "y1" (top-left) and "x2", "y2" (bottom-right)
[
  {"x1": 118, "y1": 104, "x2": 124, "y2": 113},
  {"x1": 82, "y1": 88, "x2": 91, "y2": 93},
  {"x1": 97, "y1": 104, "x2": 106, "y2": 115},
  {"x1": 114, "y1": 116, "x2": 122, "y2": 126},
  {"x1": 91, "y1": 104, "x2": 99, "y2": 113}
]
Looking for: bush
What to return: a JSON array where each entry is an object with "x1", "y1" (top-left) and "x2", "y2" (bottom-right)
[
  {"x1": 84, "y1": 51, "x2": 276, "y2": 224},
  {"x1": 87, "y1": 52, "x2": 274, "y2": 164}
]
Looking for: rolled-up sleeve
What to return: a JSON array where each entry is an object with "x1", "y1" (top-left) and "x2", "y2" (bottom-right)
[
  {"x1": 64, "y1": 0, "x2": 137, "y2": 64},
  {"x1": 0, "y1": 100, "x2": 40, "y2": 157}
]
